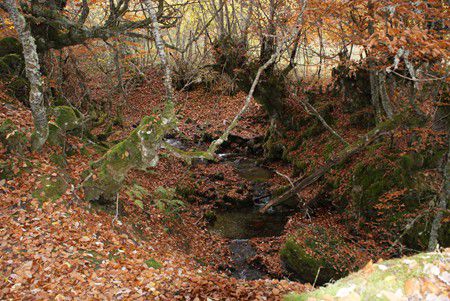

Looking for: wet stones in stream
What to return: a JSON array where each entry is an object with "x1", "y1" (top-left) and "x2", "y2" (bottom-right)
[
  {"x1": 209, "y1": 157, "x2": 292, "y2": 280},
  {"x1": 229, "y1": 239, "x2": 265, "y2": 280},
  {"x1": 163, "y1": 136, "x2": 291, "y2": 280}
]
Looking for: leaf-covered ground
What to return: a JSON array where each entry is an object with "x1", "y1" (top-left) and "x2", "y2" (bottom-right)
[
  {"x1": 0, "y1": 89, "x2": 309, "y2": 300},
  {"x1": 1, "y1": 75, "x2": 448, "y2": 300}
]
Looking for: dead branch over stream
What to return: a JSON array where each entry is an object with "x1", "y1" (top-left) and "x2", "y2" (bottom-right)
[{"x1": 260, "y1": 130, "x2": 389, "y2": 213}]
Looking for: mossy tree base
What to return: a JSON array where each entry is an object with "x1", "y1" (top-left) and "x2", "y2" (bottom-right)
[{"x1": 82, "y1": 112, "x2": 176, "y2": 203}]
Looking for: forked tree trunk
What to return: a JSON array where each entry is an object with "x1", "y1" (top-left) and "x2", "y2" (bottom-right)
[{"x1": 5, "y1": 0, "x2": 48, "y2": 150}]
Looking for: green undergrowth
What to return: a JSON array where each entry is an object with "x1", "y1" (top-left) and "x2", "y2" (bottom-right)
[
  {"x1": 268, "y1": 105, "x2": 447, "y2": 250},
  {"x1": 347, "y1": 139, "x2": 448, "y2": 249},
  {"x1": 145, "y1": 258, "x2": 162, "y2": 269}
]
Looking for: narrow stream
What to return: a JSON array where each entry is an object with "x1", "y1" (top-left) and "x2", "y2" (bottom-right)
[
  {"x1": 209, "y1": 156, "x2": 291, "y2": 280},
  {"x1": 165, "y1": 138, "x2": 291, "y2": 280}
]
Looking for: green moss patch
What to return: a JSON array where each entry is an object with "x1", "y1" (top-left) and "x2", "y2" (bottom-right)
[
  {"x1": 145, "y1": 258, "x2": 163, "y2": 269},
  {"x1": 53, "y1": 106, "x2": 82, "y2": 132},
  {"x1": 32, "y1": 174, "x2": 68, "y2": 202},
  {"x1": 281, "y1": 224, "x2": 362, "y2": 285},
  {"x1": 349, "y1": 142, "x2": 447, "y2": 249}
]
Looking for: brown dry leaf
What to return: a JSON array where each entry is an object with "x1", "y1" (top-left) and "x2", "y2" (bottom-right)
[
  {"x1": 361, "y1": 260, "x2": 374, "y2": 274},
  {"x1": 404, "y1": 278, "x2": 420, "y2": 296},
  {"x1": 80, "y1": 236, "x2": 91, "y2": 242},
  {"x1": 14, "y1": 260, "x2": 33, "y2": 280}
]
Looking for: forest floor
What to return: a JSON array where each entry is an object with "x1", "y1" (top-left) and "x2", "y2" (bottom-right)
[
  {"x1": 0, "y1": 75, "x2": 311, "y2": 300},
  {"x1": 1, "y1": 71, "x2": 448, "y2": 300}
]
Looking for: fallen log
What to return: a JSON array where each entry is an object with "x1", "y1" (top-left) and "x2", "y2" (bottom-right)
[{"x1": 259, "y1": 130, "x2": 389, "y2": 213}]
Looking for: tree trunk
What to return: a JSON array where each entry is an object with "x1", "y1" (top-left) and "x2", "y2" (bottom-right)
[
  {"x1": 207, "y1": 43, "x2": 282, "y2": 155},
  {"x1": 143, "y1": 0, "x2": 175, "y2": 105},
  {"x1": 378, "y1": 71, "x2": 394, "y2": 119},
  {"x1": 5, "y1": 0, "x2": 48, "y2": 150},
  {"x1": 260, "y1": 0, "x2": 277, "y2": 74},
  {"x1": 428, "y1": 138, "x2": 449, "y2": 251},
  {"x1": 428, "y1": 101, "x2": 450, "y2": 251},
  {"x1": 369, "y1": 69, "x2": 383, "y2": 122}
]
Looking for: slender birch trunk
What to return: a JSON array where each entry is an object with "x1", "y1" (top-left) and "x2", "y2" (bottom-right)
[
  {"x1": 5, "y1": 0, "x2": 48, "y2": 150},
  {"x1": 143, "y1": 0, "x2": 175, "y2": 106}
]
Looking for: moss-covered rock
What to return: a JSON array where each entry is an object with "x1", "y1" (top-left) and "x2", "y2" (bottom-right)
[
  {"x1": 284, "y1": 249, "x2": 450, "y2": 301},
  {"x1": 0, "y1": 44, "x2": 28, "y2": 104},
  {"x1": 83, "y1": 112, "x2": 176, "y2": 203},
  {"x1": 0, "y1": 60, "x2": 11, "y2": 75},
  {"x1": 46, "y1": 106, "x2": 87, "y2": 148},
  {"x1": 263, "y1": 122, "x2": 285, "y2": 160},
  {"x1": 0, "y1": 119, "x2": 27, "y2": 153},
  {"x1": 6, "y1": 77, "x2": 29, "y2": 103},
  {"x1": 53, "y1": 106, "x2": 82, "y2": 132},
  {"x1": 1, "y1": 54, "x2": 24, "y2": 75},
  {"x1": 47, "y1": 122, "x2": 65, "y2": 147},
  {"x1": 351, "y1": 151, "x2": 427, "y2": 217},
  {"x1": 281, "y1": 225, "x2": 351, "y2": 285},
  {"x1": 0, "y1": 37, "x2": 22, "y2": 57},
  {"x1": 264, "y1": 135, "x2": 285, "y2": 160},
  {"x1": 32, "y1": 174, "x2": 68, "y2": 202}
]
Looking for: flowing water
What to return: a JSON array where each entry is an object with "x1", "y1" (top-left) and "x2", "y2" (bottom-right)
[
  {"x1": 164, "y1": 138, "x2": 291, "y2": 279},
  {"x1": 209, "y1": 156, "x2": 291, "y2": 279}
]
